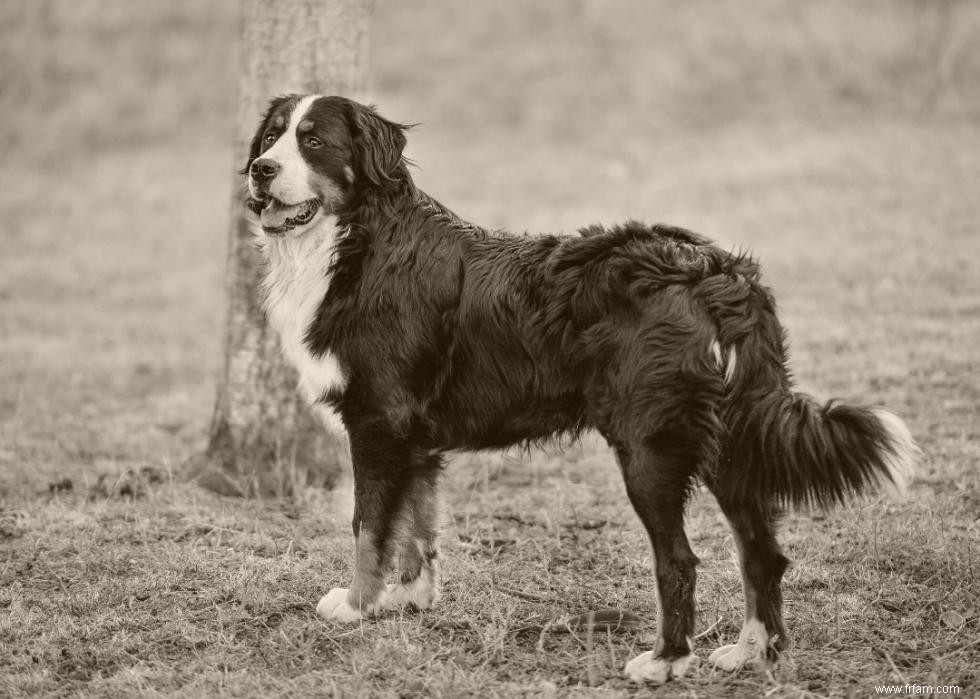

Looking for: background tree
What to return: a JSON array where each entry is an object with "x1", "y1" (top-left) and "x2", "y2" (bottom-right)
[{"x1": 191, "y1": 0, "x2": 371, "y2": 497}]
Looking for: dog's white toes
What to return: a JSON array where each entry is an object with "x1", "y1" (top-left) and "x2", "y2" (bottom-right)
[
  {"x1": 708, "y1": 621, "x2": 770, "y2": 671},
  {"x1": 708, "y1": 644, "x2": 743, "y2": 671},
  {"x1": 624, "y1": 651, "x2": 696, "y2": 684},
  {"x1": 316, "y1": 588, "x2": 363, "y2": 623},
  {"x1": 385, "y1": 582, "x2": 435, "y2": 610},
  {"x1": 384, "y1": 569, "x2": 438, "y2": 611}
]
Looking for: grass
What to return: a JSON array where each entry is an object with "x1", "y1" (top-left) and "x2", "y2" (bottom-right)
[{"x1": 1, "y1": 0, "x2": 979, "y2": 696}]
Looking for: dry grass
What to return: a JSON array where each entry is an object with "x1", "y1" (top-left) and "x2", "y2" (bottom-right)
[{"x1": 1, "y1": 1, "x2": 978, "y2": 696}]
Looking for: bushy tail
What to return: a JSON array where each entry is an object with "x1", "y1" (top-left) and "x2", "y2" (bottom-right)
[
  {"x1": 687, "y1": 243, "x2": 918, "y2": 508},
  {"x1": 722, "y1": 392, "x2": 918, "y2": 508}
]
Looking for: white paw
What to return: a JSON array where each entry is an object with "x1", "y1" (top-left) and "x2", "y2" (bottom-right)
[
  {"x1": 624, "y1": 650, "x2": 696, "y2": 684},
  {"x1": 709, "y1": 619, "x2": 770, "y2": 671},
  {"x1": 385, "y1": 568, "x2": 438, "y2": 611},
  {"x1": 316, "y1": 588, "x2": 363, "y2": 623}
]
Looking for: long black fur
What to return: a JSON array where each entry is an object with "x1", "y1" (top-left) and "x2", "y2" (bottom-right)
[
  {"x1": 298, "y1": 144, "x2": 902, "y2": 509},
  {"x1": 243, "y1": 95, "x2": 913, "y2": 673}
]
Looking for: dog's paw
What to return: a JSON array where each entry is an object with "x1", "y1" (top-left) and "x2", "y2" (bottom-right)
[
  {"x1": 385, "y1": 568, "x2": 438, "y2": 611},
  {"x1": 624, "y1": 651, "x2": 696, "y2": 684},
  {"x1": 708, "y1": 619, "x2": 770, "y2": 671},
  {"x1": 316, "y1": 588, "x2": 363, "y2": 623}
]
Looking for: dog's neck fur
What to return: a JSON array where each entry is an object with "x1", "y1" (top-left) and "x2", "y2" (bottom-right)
[
  {"x1": 259, "y1": 217, "x2": 339, "y2": 275},
  {"x1": 256, "y1": 216, "x2": 346, "y2": 403},
  {"x1": 340, "y1": 173, "x2": 418, "y2": 228}
]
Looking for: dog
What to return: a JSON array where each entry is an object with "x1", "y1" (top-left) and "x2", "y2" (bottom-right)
[{"x1": 242, "y1": 94, "x2": 918, "y2": 684}]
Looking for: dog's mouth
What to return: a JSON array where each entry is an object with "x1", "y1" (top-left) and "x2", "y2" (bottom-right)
[{"x1": 248, "y1": 196, "x2": 322, "y2": 235}]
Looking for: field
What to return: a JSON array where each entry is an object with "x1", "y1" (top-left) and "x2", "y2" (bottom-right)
[{"x1": 1, "y1": 1, "x2": 979, "y2": 696}]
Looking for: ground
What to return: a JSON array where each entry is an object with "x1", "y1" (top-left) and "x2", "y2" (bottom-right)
[{"x1": 1, "y1": 1, "x2": 978, "y2": 697}]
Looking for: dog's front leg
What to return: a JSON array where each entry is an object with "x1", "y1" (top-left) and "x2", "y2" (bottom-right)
[
  {"x1": 386, "y1": 465, "x2": 442, "y2": 611},
  {"x1": 317, "y1": 418, "x2": 411, "y2": 622}
]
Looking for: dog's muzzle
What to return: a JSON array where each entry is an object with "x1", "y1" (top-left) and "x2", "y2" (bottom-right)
[{"x1": 251, "y1": 197, "x2": 322, "y2": 235}]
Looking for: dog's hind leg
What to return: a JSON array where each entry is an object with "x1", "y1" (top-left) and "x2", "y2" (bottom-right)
[
  {"x1": 616, "y1": 439, "x2": 700, "y2": 685},
  {"x1": 385, "y1": 463, "x2": 442, "y2": 612},
  {"x1": 707, "y1": 495, "x2": 789, "y2": 672}
]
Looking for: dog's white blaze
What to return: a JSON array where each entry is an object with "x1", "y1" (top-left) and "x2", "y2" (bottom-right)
[
  {"x1": 871, "y1": 408, "x2": 918, "y2": 495},
  {"x1": 260, "y1": 214, "x2": 347, "y2": 404},
  {"x1": 708, "y1": 617, "x2": 769, "y2": 671},
  {"x1": 256, "y1": 94, "x2": 321, "y2": 205}
]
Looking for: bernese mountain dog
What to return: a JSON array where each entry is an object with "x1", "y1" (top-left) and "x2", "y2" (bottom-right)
[{"x1": 241, "y1": 94, "x2": 918, "y2": 684}]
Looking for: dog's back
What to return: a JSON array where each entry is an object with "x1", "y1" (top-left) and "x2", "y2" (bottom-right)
[{"x1": 346, "y1": 205, "x2": 771, "y2": 458}]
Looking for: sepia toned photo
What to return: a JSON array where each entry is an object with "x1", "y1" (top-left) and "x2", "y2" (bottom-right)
[{"x1": 1, "y1": 1, "x2": 976, "y2": 696}]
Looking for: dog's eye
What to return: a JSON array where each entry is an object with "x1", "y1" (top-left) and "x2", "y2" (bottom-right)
[
  {"x1": 263, "y1": 133, "x2": 277, "y2": 144},
  {"x1": 305, "y1": 136, "x2": 323, "y2": 148}
]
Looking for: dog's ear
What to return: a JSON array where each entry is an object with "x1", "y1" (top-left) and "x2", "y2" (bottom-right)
[
  {"x1": 347, "y1": 101, "x2": 409, "y2": 186},
  {"x1": 239, "y1": 95, "x2": 295, "y2": 176}
]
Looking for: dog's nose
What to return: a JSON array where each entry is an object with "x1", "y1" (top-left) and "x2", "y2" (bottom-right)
[{"x1": 250, "y1": 158, "x2": 280, "y2": 182}]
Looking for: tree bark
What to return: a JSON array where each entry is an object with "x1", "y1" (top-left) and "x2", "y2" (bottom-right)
[{"x1": 191, "y1": 0, "x2": 370, "y2": 497}]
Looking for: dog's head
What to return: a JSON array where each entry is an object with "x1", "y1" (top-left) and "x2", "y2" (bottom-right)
[{"x1": 243, "y1": 95, "x2": 409, "y2": 236}]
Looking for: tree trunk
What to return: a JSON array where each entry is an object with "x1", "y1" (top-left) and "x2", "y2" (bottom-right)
[{"x1": 190, "y1": 0, "x2": 371, "y2": 497}]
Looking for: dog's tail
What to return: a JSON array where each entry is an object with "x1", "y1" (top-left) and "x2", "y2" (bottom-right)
[
  {"x1": 703, "y1": 275, "x2": 918, "y2": 509},
  {"x1": 719, "y1": 392, "x2": 918, "y2": 508}
]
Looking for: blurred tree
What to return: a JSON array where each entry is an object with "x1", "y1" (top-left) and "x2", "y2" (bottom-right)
[{"x1": 190, "y1": 0, "x2": 370, "y2": 497}]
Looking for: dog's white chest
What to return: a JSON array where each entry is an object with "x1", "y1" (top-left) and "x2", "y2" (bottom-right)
[{"x1": 260, "y1": 218, "x2": 346, "y2": 404}]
